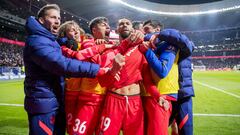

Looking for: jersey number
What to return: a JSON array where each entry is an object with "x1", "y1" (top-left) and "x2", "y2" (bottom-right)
[
  {"x1": 67, "y1": 113, "x2": 73, "y2": 125},
  {"x1": 73, "y1": 119, "x2": 87, "y2": 134},
  {"x1": 101, "y1": 116, "x2": 111, "y2": 131}
]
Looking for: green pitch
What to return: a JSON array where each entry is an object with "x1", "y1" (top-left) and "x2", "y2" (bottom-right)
[
  {"x1": 0, "y1": 71, "x2": 240, "y2": 135},
  {"x1": 193, "y1": 71, "x2": 240, "y2": 135}
]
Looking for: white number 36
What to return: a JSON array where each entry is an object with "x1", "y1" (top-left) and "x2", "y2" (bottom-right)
[{"x1": 73, "y1": 119, "x2": 87, "y2": 134}]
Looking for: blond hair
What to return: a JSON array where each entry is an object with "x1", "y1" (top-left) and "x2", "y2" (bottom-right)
[{"x1": 58, "y1": 20, "x2": 85, "y2": 38}]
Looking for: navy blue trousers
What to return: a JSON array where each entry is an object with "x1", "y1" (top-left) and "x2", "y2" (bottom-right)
[
  {"x1": 170, "y1": 97, "x2": 193, "y2": 135},
  {"x1": 27, "y1": 110, "x2": 66, "y2": 135}
]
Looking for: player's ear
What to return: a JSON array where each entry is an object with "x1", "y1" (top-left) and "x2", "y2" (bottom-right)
[
  {"x1": 92, "y1": 27, "x2": 97, "y2": 34},
  {"x1": 38, "y1": 17, "x2": 45, "y2": 25},
  {"x1": 155, "y1": 28, "x2": 160, "y2": 32}
]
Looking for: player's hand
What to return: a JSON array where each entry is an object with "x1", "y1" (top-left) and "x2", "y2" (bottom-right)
[
  {"x1": 114, "y1": 72, "x2": 121, "y2": 81},
  {"x1": 126, "y1": 30, "x2": 144, "y2": 45},
  {"x1": 105, "y1": 44, "x2": 116, "y2": 49},
  {"x1": 97, "y1": 67, "x2": 111, "y2": 76},
  {"x1": 97, "y1": 68, "x2": 121, "y2": 80},
  {"x1": 95, "y1": 39, "x2": 107, "y2": 45},
  {"x1": 158, "y1": 96, "x2": 170, "y2": 111},
  {"x1": 133, "y1": 30, "x2": 144, "y2": 43},
  {"x1": 149, "y1": 34, "x2": 158, "y2": 50},
  {"x1": 139, "y1": 41, "x2": 151, "y2": 53},
  {"x1": 110, "y1": 53, "x2": 125, "y2": 80}
]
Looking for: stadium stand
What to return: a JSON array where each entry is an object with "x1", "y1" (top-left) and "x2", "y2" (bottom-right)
[
  {"x1": 0, "y1": 0, "x2": 239, "y2": 80},
  {"x1": 184, "y1": 27, "x2": 240, "y2": 70},
  {"x1": 0, "y1": 0, "x2": 89, "y2": 80},
  {"x1": 0, "y1": 42, "x2": 23, "y2": 67}
]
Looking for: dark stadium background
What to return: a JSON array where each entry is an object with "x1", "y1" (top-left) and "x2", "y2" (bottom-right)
[
  {"x1": 0, "y1": 0, "x2": 239, "y2": 71},
  {"x1": 0, "y1": 1, "x2": 239, "y2": 134}
]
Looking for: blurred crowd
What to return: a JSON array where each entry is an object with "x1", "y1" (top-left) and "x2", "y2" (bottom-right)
[
  {"x1": 0, "y1": 27, "x2": 240, "y2": 69},
  {"x1": 194, "y1": 58, "x2": 240, "y2": 69},
  {"x1": 0, "y1": 0, "x2": 240, "y2": 70},
  {"x1": 0, "y1": 42, "x2": 23, "y2": 67}
]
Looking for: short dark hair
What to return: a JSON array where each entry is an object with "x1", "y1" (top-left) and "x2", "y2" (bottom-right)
[
  {"x1": 89, "y1": 17, "x2": 108, "y2": 33},
  {"x1": 132, "y1": 21, "x2": 143, "y2": 30},
  {"x1": 143, "y1": 20, "x2": 164, "y2": 29},
  {"x1": 37, "y1": 4, "x2": 60, "y2": 19}
]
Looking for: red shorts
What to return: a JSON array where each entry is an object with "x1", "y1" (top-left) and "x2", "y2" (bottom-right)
[
  {"x1": 72, "y1": 91, "x2": 105, "y2": 135},
  {"x1": 65, "y1": 90, "x2": 80, "y2": 135},
  {"x1": 97, "y1": 92, "x2": 144, "y2": 135},
  {"x1": 142, "y1": 96, "x2": 172, "y2": 135}
]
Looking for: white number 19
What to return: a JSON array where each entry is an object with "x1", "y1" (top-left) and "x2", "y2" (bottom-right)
[{"x1": 101, "y1": 116, "x2": 111, "y2": 131}]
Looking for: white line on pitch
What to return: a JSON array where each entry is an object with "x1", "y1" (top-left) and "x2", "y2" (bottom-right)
[
  {"x1": 0, "y1": 103, "x2": 23, "y2": 107},
  {"x1": 194, "y1": 113, "x2": 240, "y2": 117},
  {"x1": 194, "y1": 80, "x2": 240, "y2": 99},
  {"x1": 1, "y1": 103, "x2": 239, "y2": 117}
]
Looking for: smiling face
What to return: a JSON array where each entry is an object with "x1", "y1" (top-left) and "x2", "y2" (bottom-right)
[
  {"x1": 38, "y1": 9, "x2": 61, "y2": 35},
  {"x1": 117, "y1": 18, "x2": 133, "y2": 39}
]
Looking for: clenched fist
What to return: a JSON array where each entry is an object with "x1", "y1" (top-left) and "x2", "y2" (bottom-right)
[{"x1": 110, "y1": 53, "x2": 125, "y2": 81}]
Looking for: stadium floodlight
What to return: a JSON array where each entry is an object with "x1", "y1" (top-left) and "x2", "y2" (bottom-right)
[{"x1": 110, "y1": 0, "x2": 240, "y2": 16}]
